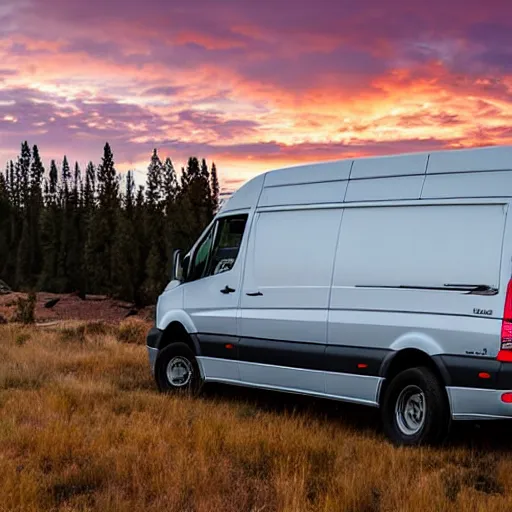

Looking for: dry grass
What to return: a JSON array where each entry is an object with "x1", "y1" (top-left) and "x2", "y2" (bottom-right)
[{"x1": 1, "y1": 321, "x2": 512, "y2": 511}]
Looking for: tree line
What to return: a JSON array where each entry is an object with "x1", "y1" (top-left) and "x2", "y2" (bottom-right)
[{"x1": 0, "y1": 141, "x2": 220, "y2": 306}]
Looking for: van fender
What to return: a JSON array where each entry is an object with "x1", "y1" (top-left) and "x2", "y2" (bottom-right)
[
  {"x1": 157, "y1": 309, "x2": 197, "y2": 336},
  {"x1": 389, "y1": 331, "x2": 443, "y2": 356},
  {"x1": 379, "y1": 331, "x2": 451, "y2": 386}
]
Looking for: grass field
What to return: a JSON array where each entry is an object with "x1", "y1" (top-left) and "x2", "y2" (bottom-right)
[{"x1": 1, "y1": 321, "x2": 512, "y2": 511}]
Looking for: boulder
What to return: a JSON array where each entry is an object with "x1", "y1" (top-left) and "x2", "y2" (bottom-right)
[
  {"x1": 0, "y1": 280, "x2": 11, "y2": 295},
  {"x1": 44, "y1": 298, "x2": 61, "y2": 309}
]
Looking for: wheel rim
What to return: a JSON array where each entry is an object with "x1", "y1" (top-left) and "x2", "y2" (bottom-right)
[
  {"x1": 166, "y1": 356, "x2": 193, "y2": 387},
  {"x1": 395, "y1": 384, "x2": 426, "y2": 436}
]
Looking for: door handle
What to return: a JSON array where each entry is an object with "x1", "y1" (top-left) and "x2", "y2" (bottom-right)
[
  {"x1": 220, "y1": 285, "x2": 236, "y2": 294},
  {"x1": 246, "y1": 291, "x2": 263, "y2": 296}
]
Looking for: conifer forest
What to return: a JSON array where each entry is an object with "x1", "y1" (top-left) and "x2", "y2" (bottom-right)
[{"x1": 0, "y1": 141, "x2": 220, "y2": 306}]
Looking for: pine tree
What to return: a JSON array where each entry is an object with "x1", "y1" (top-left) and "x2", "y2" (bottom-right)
[
  {"x1": 3, "y1": 160, "x2": 19, "y2": 283},
  {"x1": 84, "y1": 162, "x2": 96, "y2": 208},
  {"x1": 112, "y1": 171, "x2": 138, "y2": 301},
  {"x1": 0, "y1": 173, "x2": 11, "y2": 280},
  {"x1": 163, "y1": 157, "x2": 179, "y2": 208},
  {"x1": 133, "y1": 185, "x2": 147, "y2": 306},
  {"x1": 61, "y1": 156, "x2": 71, "y2": 201},
  {"x1": 210, "y1": 162, "x2": 220, "y2": 213},
  {"x1": 82, "y1": 162, "x2": 96, "y2": 294},
  {"x1": 28, "y1": 144, "x2": 44, "y2": 279},
  {"x1": 13, "y1": 159, "x2": 21, "y2": 209},
  {"x1": 15, "y1": 215, "x2": 31, "y2": 288},
  {"x1": 14, "y1": 142, "x2": 32, "y2": 288},
  {"x1": 142, "y1": 149, "x2": 166, "y2": 303},
  {"x1": 146, "y1": 148, "x2": 163, "y2": 207},
  {"x1": 97, "y1": 143, "x2": 118, "y2": 209},
  {"x1": 19, "y1": 141, "x2": 31, "y2": 209},
  {"x1": 83, "y1": 160, "x2": 96, "y2": 236},
  {"x1": 73, "y1": 162, "x2": 82, "y2": 208},
  {"x1": 177, "y1": 157, "x2": 214, "y2": 250},
  {"x1": 66, "y1": 162, "x2": 84, "y2": 293},
  {"x1": 162, "y1": 157, "x2": 180, "y2": 269},
  {"x1": 86, "y1": 142, "x2": 119, "y2": 293},
  {"x1": 57, "y1": 155, "x2": 73, "y2": 291},
  {"x1": 39, "y1": 160, "x2": 61, "y2": 291}
]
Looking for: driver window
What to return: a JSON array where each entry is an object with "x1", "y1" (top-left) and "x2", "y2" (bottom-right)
[
  {"x1": 205, "y1": 214, "x2": 248, "y2": 277},
  {"x1": 186, "y1": 214, "x2": 248, "y2": 282}
]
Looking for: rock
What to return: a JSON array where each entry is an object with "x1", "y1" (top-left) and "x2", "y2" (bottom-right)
[
  {"x1": 70, "y1": 290, "x2": 86, "y2": 300},
  {"x1": 116, "y1": 302, "x2": 137, "y2": 310},
  {"x1": 0, "y1": 280, "x2": 12, "y2": 295},
  {"x1": 86, "y1": 294, "x2": 108, "y2": 302},
  {"x1": 44, "y1": 298, "x2": 61, "y2": 309}
]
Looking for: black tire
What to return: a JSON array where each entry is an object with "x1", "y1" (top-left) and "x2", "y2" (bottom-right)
[
  {"x1": 381, "y1": 366, "x2": 450, "y2": 446},
  {"x1": 154, "y1": 342, "x2": 203, "y2": 395}
]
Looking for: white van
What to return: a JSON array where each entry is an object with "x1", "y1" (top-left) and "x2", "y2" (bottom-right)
[{"x1": 146, "y1": 145, "x2": 512, "y2": 446}]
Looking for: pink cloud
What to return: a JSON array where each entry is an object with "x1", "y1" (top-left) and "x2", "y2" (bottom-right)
[{"x1": 0, "y1": 0, "x2": 510, "y2": 192}]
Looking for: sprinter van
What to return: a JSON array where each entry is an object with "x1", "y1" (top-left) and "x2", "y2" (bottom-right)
[{"x1": 146, "y1": 145, "x2": 512, "y2": 446}]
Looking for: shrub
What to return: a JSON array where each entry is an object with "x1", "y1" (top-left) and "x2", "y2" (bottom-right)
[
  {"x1": 15, "y1": 333, "x2": 31, "y2": 346},
  {"x1": 12, "y1": 292, "x2": 37, "y2": 324},
  {"x1": 59, "y1": 325, "x2": 87, "y2": 344},
  {"x1": 117, "y1": 318, "x2": 148, "y2": 344}
]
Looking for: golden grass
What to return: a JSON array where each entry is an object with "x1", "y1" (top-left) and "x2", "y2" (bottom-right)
[{"x1": 1, "y1": 321, "x2": 512, "y2": 511}]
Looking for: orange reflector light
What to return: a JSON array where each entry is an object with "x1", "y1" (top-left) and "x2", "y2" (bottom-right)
[
  {"x1": 501, "y1": 393, "x2": 512, "y2": 403},
  {"x1": 478, "y1": 372, "x2": 491, "y2": 379},
  {"x1": 225, "y1": 344, "x2": 234, "y2": 350},
  {"x1": 357, "y1": 363, "x2": 368, "y2": 369}
]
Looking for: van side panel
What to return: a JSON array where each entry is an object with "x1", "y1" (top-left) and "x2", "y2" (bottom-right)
[
  {"x1": 238, "y1": 207, "x2": 342, "y2": 391},
  {"x1": 345, "y1": 175, "x2": 424, "y2": 202},
  {"x1": 426, "y1": 146, "x2": 512, "y2": 174},
  {"x1": 327, "y1": 202, "x2": 506, "y2": 401},
  {"x1": 331, "y1": 203, "x2": 506, "y2": 318},
  {"x1": 422, "y1": 171, "x2": 512, "y2": 200},
  {"x1": 259, "y1": 181, "x2": 348, "y2": 207},
  {"x1": 240, "y1": 208, "x2": 342, "y2": 342}
]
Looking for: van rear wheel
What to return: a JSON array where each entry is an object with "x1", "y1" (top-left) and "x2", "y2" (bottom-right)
[
  {"x1": 155, "y1": 342, "x2": 203, "y2": 395},
  {"x1": 381, "y1": 366, "x2": 450, "y2": 446}
]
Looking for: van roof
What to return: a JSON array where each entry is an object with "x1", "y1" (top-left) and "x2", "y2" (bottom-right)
[{"x1": 221, "y1": 144, "x2": 512, "y2": 212}]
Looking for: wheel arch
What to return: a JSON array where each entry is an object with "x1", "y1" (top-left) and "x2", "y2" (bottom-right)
[
  {"x1": 378, "y1": 348, "x2": 451, "y2": 405},
  {"x1": 159, "y1": 321, "x2": 201, "y2": 356}
]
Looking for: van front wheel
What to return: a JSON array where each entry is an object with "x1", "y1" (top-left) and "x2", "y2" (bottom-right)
[
  {"x1": 381, "y1": 366, "x2": 450, "y2": 446},
  {"x1": 155, "y1": 343, "x2": 203, "y2": 395}
]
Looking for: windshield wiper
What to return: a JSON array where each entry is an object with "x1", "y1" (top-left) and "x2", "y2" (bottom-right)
[{"x1": 355, "y1": 284, "x2": 498, "y2": 295}]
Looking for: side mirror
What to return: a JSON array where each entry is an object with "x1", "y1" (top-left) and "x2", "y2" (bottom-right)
[{"x1": 172, "y1": 249, "x2": 183, "y2": 282}]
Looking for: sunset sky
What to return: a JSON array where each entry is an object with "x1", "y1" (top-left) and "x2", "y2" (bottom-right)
[{"x1": 0, "y1": 0, "x2": 511, "y2": 193}]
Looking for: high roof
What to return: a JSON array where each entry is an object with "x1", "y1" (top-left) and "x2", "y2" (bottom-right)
[
  {"x1": 264, "y1": 145, "x2": 512, "y2": 186},
  {"x1": 221, "y1": 145, "x2": 512, "y2": 212}
]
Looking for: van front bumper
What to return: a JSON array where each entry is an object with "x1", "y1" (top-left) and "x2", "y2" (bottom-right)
[
  {"x1": 448, "y1": 386, "x2": 512, "y2": 420},
  {"x1": 146, "y1": 327, "x2": 163, "y2": 375}
]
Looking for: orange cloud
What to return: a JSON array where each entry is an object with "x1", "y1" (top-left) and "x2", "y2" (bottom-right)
[{"x1": 1, "y1": 0, "x2": 511, "y2": 195}]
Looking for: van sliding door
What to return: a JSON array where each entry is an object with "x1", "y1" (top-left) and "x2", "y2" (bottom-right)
[{"x1": 238, "y1": 208, "x2": 342, "y2": 393}]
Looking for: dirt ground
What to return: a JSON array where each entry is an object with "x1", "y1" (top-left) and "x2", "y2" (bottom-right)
[{"x1": 0, "y1": 291, "x2": 154, "y2": 325}]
